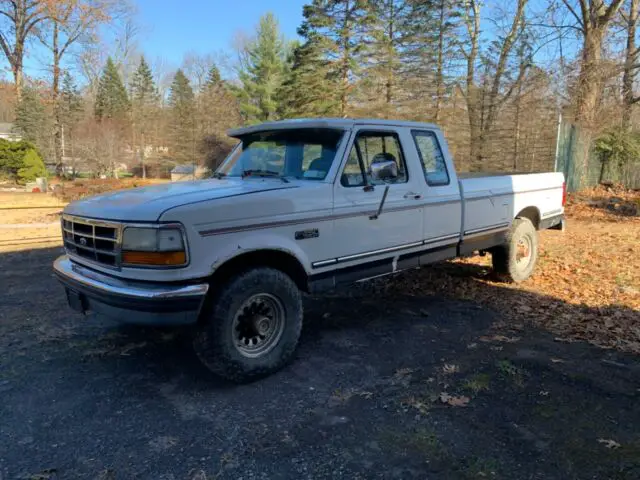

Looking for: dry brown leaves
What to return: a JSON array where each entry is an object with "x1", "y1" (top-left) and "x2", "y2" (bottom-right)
[{"x1": 385, "y1": 186, "x2": 640, "y2": 355}]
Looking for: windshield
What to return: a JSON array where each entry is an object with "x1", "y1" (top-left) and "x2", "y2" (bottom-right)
[{"x1": 215, "y1": 128, "x2": 344, "y2": 180}]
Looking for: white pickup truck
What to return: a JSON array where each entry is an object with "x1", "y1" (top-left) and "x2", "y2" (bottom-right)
[{"x1": 54, "y1": 118, "x2": 565, "y2": 382}]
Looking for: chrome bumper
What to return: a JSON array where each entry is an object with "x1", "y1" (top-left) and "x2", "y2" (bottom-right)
[{"x1": 53, "y1": 255, "x2": 209, "y2": 325}]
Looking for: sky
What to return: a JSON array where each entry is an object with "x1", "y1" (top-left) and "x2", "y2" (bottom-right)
[
  {"x1": 10, "y1": 0, "x2": 308, "y2": 81},
  {"x1": 134, "y1": 0, "x2": 307, "y2": 63}
]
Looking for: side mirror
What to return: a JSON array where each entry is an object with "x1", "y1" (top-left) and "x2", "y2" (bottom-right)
[{"x1": 370, "y1": 160, "x2": 398, "y2": 181}]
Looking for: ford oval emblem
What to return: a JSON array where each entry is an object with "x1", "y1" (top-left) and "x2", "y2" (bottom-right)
[{"x1": 79, "y1": 237, "x2": 87, "y2": 246}]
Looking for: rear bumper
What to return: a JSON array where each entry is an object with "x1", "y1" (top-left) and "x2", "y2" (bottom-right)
[{"x1": 53, "y1": 255, "x2": 209, "y2": 326}]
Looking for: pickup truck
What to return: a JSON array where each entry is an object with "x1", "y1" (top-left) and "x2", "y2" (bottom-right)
[{"x1": 53, "y1": 118, "x2": 566, "y2": 382}]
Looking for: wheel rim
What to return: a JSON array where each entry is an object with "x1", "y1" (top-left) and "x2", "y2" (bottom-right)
[
  {"x1": 516, "y1": 235, "x2": 533, "y2": 269},
  {"x1": 232, "y1": 293, "x2": 285, "y2": 358}
]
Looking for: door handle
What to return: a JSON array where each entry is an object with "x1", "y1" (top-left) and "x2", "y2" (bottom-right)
[{"x1": 404, "y1": 192, "x2": 422, "y2": 200}]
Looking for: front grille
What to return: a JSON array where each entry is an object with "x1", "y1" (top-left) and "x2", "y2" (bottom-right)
[{"x1": 62, "y1": 215, "x2": 121, "y2": 268}]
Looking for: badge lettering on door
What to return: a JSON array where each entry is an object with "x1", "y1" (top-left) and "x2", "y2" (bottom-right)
[{"x1": 295, "y1": 229, "x2": 319, "y2": 240}]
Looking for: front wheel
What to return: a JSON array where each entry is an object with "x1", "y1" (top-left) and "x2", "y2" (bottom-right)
[
  {"x1": 193, "y1": 267, "x2": 303, "y2": 383},
  {"x1": 491, "y1": 217, "x2": 539, "y2": 283}
]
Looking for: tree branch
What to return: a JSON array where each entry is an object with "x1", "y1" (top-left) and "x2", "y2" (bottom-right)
[
  {"x1": 560, "y1": 0, "x2": 585, "y2": 30},
  {"x1": 0, "y1": 31, "x2": 14, "y2": 66},
  {"x1": 600, "y1": 0, "x2": 626, "y2": 26}
]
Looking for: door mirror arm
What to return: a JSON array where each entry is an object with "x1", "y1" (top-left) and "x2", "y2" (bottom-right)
[{"x1": 370, "y1": 185, "x2": 390, "y2": 220}]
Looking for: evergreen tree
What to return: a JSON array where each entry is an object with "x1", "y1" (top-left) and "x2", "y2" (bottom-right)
[
  {"x1": 298, "y1": 0, "x2": 373, "y2": 116},
  {"x1": 358, "y1": 0, "x2": 408, "y2": 116},
  {"x1": 401, "y1": 0, "x2": 462, "y2": 120},
  {"x1": 13, "y1": 87, "x2": 46, "y2": 145},
  {"x1": 277, "y1": 35, "x2": 339, "y2": 118},
  {"x1": 205, "y1": 64, "x2": 222, "y2": 88},
  {"x1": 130, "y1": 56, "x2": 159, "y2": 178},
  {"x1": 234, "y1": 13, "x2": 287, "y2": 123},
  {"x1": 17, "y1": 149, "x2": 46, "y2": 183},
  {"x1": 168, "y1": 69, "x2": 196, "y2": 165},
  {"x1": 59, "y1": 72, "x2": 83, "y2": 171},
  {"x1": 95, "y1": 57, "x2": 130, "y2": 121}
]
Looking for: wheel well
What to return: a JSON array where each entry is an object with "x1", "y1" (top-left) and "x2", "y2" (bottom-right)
[
  {"x1": 210, "y1": 249, "x2": 309, "y2": 293},
  {"x1": 515, "y1": 206, "x2": 540, "y2": 230}
]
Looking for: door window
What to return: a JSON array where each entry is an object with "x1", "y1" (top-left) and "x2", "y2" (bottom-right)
[
  {"x1": 412, "y1": 130, "x2": 450, "y2": 186},
  {"x1": 340, "y1": 131, "x2": 408, "y2": 187}
]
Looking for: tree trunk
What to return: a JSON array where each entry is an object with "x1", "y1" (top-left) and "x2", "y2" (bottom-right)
[
  {"x1": 513, "y1": 77, "x2": 523, "y2": 170},
  {"x1": 141, "y1": 132, "x2": 146, "y2": 179},
  {"x1": 52, "y1": 22, "x2": 63, "y2": 176},
  {"x1": 575, "y1": 29, "x2": 606, "y2": 130},
  {"x1": 434, "y1": 0, "x2": 446, "y2": 122},
  {"x1": 622, "y1": 0, "x2": 639, "y2": 129},
  {"x1": 12, "y1": 58, "x2": 23, "y2": 103}
]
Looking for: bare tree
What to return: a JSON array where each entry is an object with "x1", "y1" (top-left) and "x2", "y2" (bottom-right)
[
  {"x1": 38, "y1": 0, "x2": 116, "y2": 171},
  {"x1": 461, "y1": 0, "x2": 530, "y2": 169},
  {"x1": 0, "y1": 0, "x2": 48, "y2": 100},
  {"x1": 560, "y1": 0, "x2": 625, "y2": 127},
  {"x1": 621, "y1": 0, "x2": 640, "y2": 129}
]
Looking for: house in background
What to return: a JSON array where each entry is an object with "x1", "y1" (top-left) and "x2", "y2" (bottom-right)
[
  {"x1": 0, "y1": 123, "x2": 21, "y2": 141},
  {"x1": 171, "y1": 164, "x2": 209, "y2": 181}
]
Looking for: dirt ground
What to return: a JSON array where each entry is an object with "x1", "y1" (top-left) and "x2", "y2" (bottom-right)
[{"x1": 0, "y1": 188, "x2": 638, "y2": 479}]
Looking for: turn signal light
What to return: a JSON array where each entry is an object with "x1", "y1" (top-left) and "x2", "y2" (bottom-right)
[{"x1": 122, "y1": 251, "x2": 186, "y2": 266}]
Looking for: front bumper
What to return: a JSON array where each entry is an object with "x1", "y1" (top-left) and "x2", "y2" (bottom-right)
[{"x1": 53, "y1": 255, "x2": 209, "y2": 326}]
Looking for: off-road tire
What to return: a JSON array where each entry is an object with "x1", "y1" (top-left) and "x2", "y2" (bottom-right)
[
  {"x1": 193, "y1": 267, "x2": 303, "y2": 383},
  {"x1": 491, "y1": 217, "x2": 539, "y2": 283}
]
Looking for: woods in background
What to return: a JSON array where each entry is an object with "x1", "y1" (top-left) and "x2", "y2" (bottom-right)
[{"x1": 0, "y1": 0, "x2": 638, "y2": 184}]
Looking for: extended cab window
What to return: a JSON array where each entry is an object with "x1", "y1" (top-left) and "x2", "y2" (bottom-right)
[
  {"x1": 340, "y1": 131, "x2": 408, "y2": 187},
  {"x1": 216, "y1": 129, "x2": 344, "y2": 180},
  {"x1": 412, "y1": 130, "x2": 449, "y2": 186}
]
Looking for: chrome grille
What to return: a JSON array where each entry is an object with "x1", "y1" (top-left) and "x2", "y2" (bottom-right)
[{"x1": 62, "y1": 215, "x2": 122, "y2": 268}]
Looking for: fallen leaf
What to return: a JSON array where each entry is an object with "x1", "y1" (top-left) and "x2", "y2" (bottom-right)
[
  {"x1": 550, "y1": 358, "x2": 565, "y2": 363},
  {"x1": 442, "y1": 364, "x2": 459, "y2": 375},
  {"x1": 439, "y1": 392, "x2": 470, "y2": 407},
  {"x1": 597, "y1": 438, "x2": 621, "y2": 449}
]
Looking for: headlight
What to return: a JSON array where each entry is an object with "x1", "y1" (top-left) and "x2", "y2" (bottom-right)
[{"x1": 121, "y1": 226, "x2": 187, "y2": 266}]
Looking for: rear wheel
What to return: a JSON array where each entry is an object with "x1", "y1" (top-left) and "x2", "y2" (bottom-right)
[
  {"x1": 193, "y1": 267, "x2": 303, "y2": 383},
  {"x1": 491, "y1": 217, "x2": 539, "y2": 283}
]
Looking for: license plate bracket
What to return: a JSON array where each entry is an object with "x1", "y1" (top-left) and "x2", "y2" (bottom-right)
[{"x1": 66, "y1": 288, "x2": 87, "y2": 315}]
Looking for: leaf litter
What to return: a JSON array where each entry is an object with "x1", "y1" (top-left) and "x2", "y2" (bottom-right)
[{"x1": 376, "y1": 186, "x2": 640, "y2": 355}]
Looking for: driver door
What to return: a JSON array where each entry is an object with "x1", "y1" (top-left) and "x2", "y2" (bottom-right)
[{"x1": 331, "y1": 127, "x2": 425, "y2": 261}]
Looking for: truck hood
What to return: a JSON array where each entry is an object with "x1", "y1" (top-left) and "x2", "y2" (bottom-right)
[{"x1": 63, "y1": 179, "x2": 298, "y2": 222}]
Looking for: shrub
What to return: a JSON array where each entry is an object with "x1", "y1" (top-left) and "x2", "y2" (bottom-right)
[
  {"x1": 17, "y1": 149, "x2": 47, "y2": 184},
  {"x1": 593, "y1": 130, "x2": 640, "y2": 184},
  {"x1": 0, "y1": 139, "x2": 39, "y2": 181}
]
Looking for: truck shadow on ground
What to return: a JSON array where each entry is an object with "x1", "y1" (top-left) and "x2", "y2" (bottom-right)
[{"x1": 1, "y1": 246, "x2": 639, "y2": 479}]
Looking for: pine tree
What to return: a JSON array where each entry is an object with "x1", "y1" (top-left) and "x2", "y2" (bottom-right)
[
  {"x1": 95, "y1": 57, "x2": 130, "y2": 121},
  {"x1": 168, "y1": 69, "x2": 196, "y2": 165},
  {"x1": 14, "y1": 87, "x2": 46, "y2": 145},
  {"x1": 277, "y1": 35, "x2": 340, "y2": 118},
  {"x1": 59, "y1": 72, "x2": 83, "y2": 171},
  {"x1": 205, "y1": 64, "x2": 222, "y2": 88},
  {"x1": 130, "y1": 56, "x2": 159, "y2": 178},
  {"x1": 235, "y1": 13, "x2": 287, "y2": 123},
  {"x1": 357, "y1": 0, "x2": 408, "y2": 117},
  {"x1": 298, "y1": 0, "x2": 373, "y2": 116},
  {"x1": 401, "y1": 0, "x2": 462, "y2": 120}
]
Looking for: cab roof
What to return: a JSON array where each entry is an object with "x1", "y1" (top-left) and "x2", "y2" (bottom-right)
[{"x1": 228, "y1": 118, "x2": 440, "y2": 138}]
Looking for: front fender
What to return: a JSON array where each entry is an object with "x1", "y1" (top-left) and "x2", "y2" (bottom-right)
[{"x1": 206, "y1": 230, "x2": 313, "y2": 275}]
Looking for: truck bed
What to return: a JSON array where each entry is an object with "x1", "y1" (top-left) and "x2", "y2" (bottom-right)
[{"x1": 458, "y1": 172, "x2": 565, "y2": 235}]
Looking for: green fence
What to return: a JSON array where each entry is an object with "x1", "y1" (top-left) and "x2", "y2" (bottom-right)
[{"x1": 555, "y1": 121, "x2": 640, "y2": 191}]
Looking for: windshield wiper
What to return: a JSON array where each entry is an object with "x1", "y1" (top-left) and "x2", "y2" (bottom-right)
[{"x1": 241, "y1": 169, "x2": 289, "y2": 183}]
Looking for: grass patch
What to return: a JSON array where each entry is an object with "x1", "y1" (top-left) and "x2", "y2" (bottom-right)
[{"x1": 463, "y1": 373, "x2": 491, "y2": 393}]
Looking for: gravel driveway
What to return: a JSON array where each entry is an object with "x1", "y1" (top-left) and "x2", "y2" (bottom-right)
[{"x1": 1, "y1": 246, "x2": 639, "y2": 479}]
